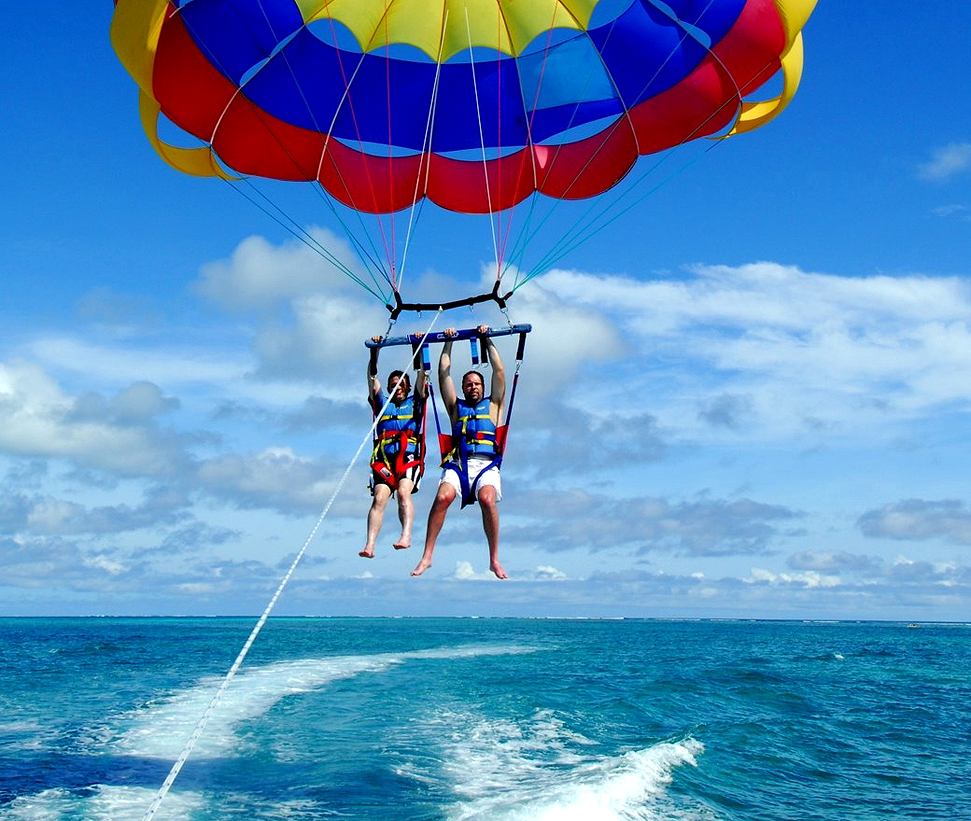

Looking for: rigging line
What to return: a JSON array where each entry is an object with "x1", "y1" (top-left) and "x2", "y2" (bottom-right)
[
  {"x1": 502, "y1": 11, "x2": 572, "y2": 287},
  {"x1": 143, "y1": 307, "x2": 443, "y2": 821},
  {"x1": 518, "y1": 32, "x2": 761, "y2": 285},
  {"x1": 506, "y1": 0, "x2": 726, "y2": 288},
  {"x1": 384, "y1": 2, "x2": 397, "y2": 288},
  {"x1": 517, "y1": 139, "x2": 723, "y2": 286},
  {"x1": 239, "y1": 177, "x2": 391, "y2": 302},
  {"x1": 397, "y1": 7, "x2": 450, "y2": 295},
  {"x1": 505, "y1": 14, "x2": 630, "y2": 290},
  {"x1": 494, "y1": 1, "x2": 506, "y2": 280},
  {"x1": 465, "y1": 8, "x2": 501, "y2": 280},
  {"x1": 177, "y1": 5, "x2": 392, "y2": 296},
  {"x1": 513, "y1": 0, "x2": 743, "y2": 281},
  {"x1": 250, "y1": 0, "x2": 396, "y2": 294},
  {"x1": 223, "y1": 177, "x2": 387, "y2": 302},
  {"x1": 322, "y1": 9, "x2": 400, "y2": 278}
]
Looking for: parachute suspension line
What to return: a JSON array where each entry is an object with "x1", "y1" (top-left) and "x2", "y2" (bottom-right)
[
  {"x1": 322, "y1": 9, "x2": 399, "y2": 280},
  {"x1": 221, "y1": 177, "x2": 388, "y2": 303},
  {"x1": 181, "y1": 4, "x2": 393, "y2": 300},
  {"x1": 384, "y1": 2, "x2": 398, "y2": 288},
  {"x1": 504, "y1": 9, "x2": 629, "y2": 287},
  {"x1": 397, "y1": 8, "x2": 450, "y2": 296},
  {"x1": 521, "y1": 139, "x2": 726, "y2": 281},
  {"x1": 511, "y1": 0, "x2": 746, "y2": 289},
  {"x1": 501, "y1": 13, "x2": 574, "y2": 282},
  {"x1": 517, "y1": 5, "x2": 757, "y2": 287},
  {"x1": 247, "y1": 0, "x2": 396, "y2": 295},
  {"x1": 143, "y1": 307, "x2": 443, "y2": 821},
  {"x1": 506, "y1": 4, "x2": 663, "y2": 291},
  {"x1": 235, "y1": 177, "x2": 390, "y2": 302},
  {"x1": 465, "y1": 8, "x2": 501, "y2": 286}
]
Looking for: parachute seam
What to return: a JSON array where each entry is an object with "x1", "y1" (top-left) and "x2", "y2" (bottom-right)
[
  {"x1": 397, "y1": 8, "x2": 449, "y2": 295},
  {"x1": 465, "y1": 8, "x2": 501, "y2": 279}
]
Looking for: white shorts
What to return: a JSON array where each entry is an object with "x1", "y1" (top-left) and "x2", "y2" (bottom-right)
[{"x1": 440, "y1": 457, "x2": 502, "y2": 502}]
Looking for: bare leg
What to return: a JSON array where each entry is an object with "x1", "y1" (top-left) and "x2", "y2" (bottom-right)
[
  {"x1": 393, "y1": 478, "x2": 415, "y2": 549},
  {"x1": 412, "y1": 483, "x2": 456, "y2": 576},
  {"x1": 360, "y1": 484, "x2": 392, "y2": 558},
  {"x1": 478, "y1": 486, "x2": 506, "y2": 579}
]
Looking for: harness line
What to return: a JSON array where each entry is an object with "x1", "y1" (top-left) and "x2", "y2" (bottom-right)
[{"x1": 143, "y1": 309, "x2": 443, "y2": 821}]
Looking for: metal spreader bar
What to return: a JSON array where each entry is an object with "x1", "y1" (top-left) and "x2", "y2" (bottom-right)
[{"x1": 365, "y1": 324, "x2": 532, "y2": 349}]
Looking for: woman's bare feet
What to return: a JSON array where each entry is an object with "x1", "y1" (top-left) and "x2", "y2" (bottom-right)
[
  {"x1": 358, "y1": 548, "x2": 375, "y2": 559},
  {"x1": 393, "y1": 539, "x2": 411, "y2": 550}
]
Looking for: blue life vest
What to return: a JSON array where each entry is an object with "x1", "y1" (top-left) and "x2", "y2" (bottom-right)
[
  {"x1": 451, "y1": 397, "x2": 497, "y2": 458},
  {"x1": 375, "y1": 392, "x2": 420, "y2": 457}
]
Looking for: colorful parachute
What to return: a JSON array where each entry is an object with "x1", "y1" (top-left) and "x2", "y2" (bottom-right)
[
  {"x1": 112, "y1": 0, "x2": 814, "y2": 310},
  {"x1": 112, "y1": 0, "x2": 813, "y2": 211}
]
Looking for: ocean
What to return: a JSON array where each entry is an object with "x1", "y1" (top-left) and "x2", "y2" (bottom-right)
[{"x1": 0, "y1": 618, "x2": 967, "y2": 819}]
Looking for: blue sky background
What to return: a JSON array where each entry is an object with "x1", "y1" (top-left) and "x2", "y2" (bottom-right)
[{"x1": 2, "y1": 3, "x2": 970, "y2": 619}]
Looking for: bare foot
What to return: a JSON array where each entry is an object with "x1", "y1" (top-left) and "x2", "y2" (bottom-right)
[
  {"x1": 411, "y1": 558, "x2": 432, "y2": 576},
  {"x1": 393, "y1": 539, "x2": 411, "y2": 551},
  {"x1": 490, "y1": 561, "x2": 508, "y2": 580},
  {"x1": 358, "y1": 548, "x2": 375, "y2": 559}
]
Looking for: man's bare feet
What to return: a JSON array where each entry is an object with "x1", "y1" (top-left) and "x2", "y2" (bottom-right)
[
  {"x1": 358, "y1": 548, "x2": 374, "y2": 559},
  {"x1": 411, "y1": 558, "x2": 432, "y2": 576},
  {"x1": 490, "y1": 561, "x2": 508, "y2": 580}
]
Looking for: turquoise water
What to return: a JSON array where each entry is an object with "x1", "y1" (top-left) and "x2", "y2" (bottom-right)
[{"x1": 0, "y1": 618, "x2": 967, "y2": 819}]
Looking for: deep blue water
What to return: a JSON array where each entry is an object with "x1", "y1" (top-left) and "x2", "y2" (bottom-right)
[{"x1": 0, "y1": 618, "x2": 968, "y2": 819}]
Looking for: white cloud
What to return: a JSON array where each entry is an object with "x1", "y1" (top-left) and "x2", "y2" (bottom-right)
[
  {"x1": 253, "y1": 292, "x2": 387, "y2": 380},
  {"x1": 918, "y1": 142, "x2": 971, "y2": 181},
  {"x1": 525, "y1": 262, "x2": 971, "y2": 436},
  {"x1": 452, "y1": 560, "x2": 494, "y2": 580},
  {"x1": 532, "y1": 564, "x2": 568, "y2": 581},
  {"x1": 194, "y1": 229, "x2": 368, "y2": 311},
  {"x1": 0, "y1": 362, "x2": 187, "y2": 477},
  {"x1": 746, "y1": 568, "x2": 841, "y2": 588}
]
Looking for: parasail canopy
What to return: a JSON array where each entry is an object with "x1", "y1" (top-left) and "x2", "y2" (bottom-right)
[{"x1": 112, "y1": 0, "x2": 814, "y2": 215}]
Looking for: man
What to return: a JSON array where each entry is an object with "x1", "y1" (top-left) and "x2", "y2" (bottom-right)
[
  {"x1": 412, "y1": 325, "x2": 507, "y2": 579},
  {"x1": 359, "y1": 339, "x2": 428, "y2": 558}
]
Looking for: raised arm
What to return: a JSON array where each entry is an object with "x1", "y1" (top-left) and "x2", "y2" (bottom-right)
[
  {"x1": 367, "y1": 340, "x2": 381, "y2": 403},
  {"x1": 480, "y1": 327, "x2": 506, "y2": 415},
  {"x1": 414, "y1": 351, "x2": 429, "y2": 399},
  {"x1": 438, "y1": 330, "x2": 457, "y2": 415}
]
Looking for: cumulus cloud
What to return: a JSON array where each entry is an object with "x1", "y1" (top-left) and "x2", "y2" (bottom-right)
[
  {"x1": 0, "y1": 362, "x2": 191, "y2": 477},
  {"x1": 194, "y1": 229, "x2": 367, "y2": 311},
  {"x1": 858, "y1": 499, "x2": 971, "y2": 545},
  {"x1": 746, "y1": 567, "x2": 841, "y2": 588},
  {"x1": 526, "y1": 262, "x2": 971, "y2": 436},
  {"x1": 918, "y1": 142, "x2": 971, "y2": 181}
]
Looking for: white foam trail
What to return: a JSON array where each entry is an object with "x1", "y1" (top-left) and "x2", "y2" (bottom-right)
[
  {"x1": 0, "y1": 786, "x2": 203, "y2": 821},
  {"x1": 115, "y1": 644, "x2": 535, "y2": 760},
  {"x1": 435, "y1": 710, "x2": 709, "y2": 821}
]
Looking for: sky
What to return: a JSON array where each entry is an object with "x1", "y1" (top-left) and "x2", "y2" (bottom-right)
[{"x1": 2, "y1": 2, "x2": 971, "y2": 619}]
